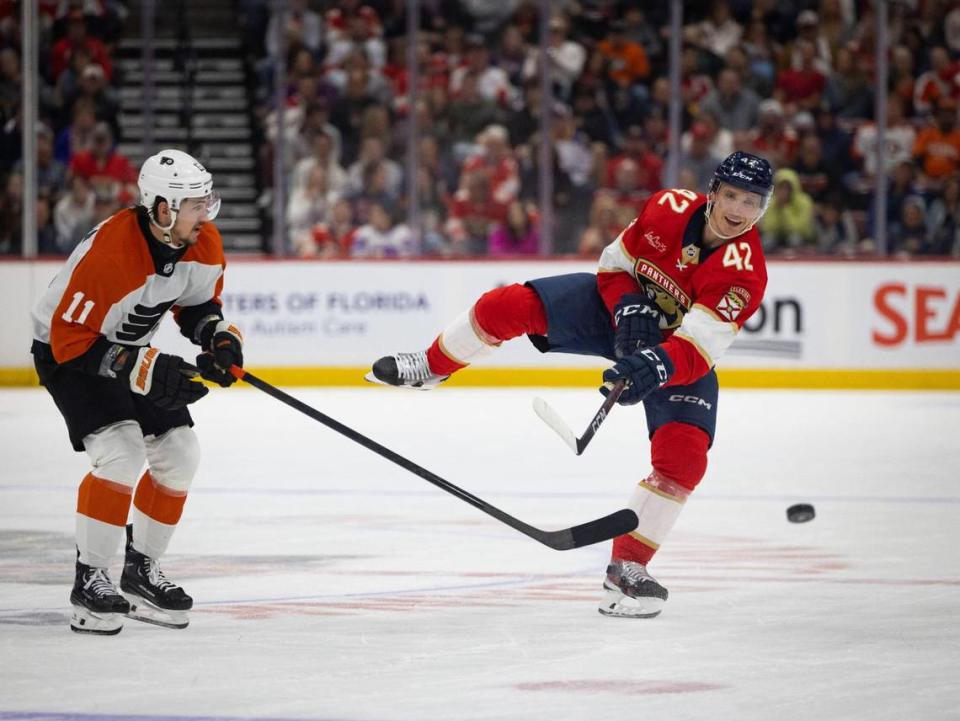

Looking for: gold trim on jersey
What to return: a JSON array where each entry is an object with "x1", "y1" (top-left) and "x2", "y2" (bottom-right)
[
  {"x1": 617, "y1": 237, "x2": 637, "y2": 265},
  {"x1": 673, "y1": 330, "x2": 715, "y2": 367},
  {"x1": 691, "y1": 302, "x2": 739, "y2": 331}
]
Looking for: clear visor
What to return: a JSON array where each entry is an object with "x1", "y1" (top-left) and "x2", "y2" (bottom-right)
[
  {"x1": 176, "y1": 192, "x2": 221, "y2": 223},
  {"x1": 705, "y1": 184, "x2": 769, "y2": 239}
]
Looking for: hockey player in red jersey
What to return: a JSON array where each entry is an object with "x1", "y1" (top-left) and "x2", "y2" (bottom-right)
[
  {"x1": 31, "y1": 149, "x2": 245, "y2": 634},
  {"x1": 367, "y1": 151, "x2": 774, "y2": 618}
]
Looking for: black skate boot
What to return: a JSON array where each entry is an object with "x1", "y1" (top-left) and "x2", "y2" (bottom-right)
[
  {"x1": 121, "y1": 525, "x2": 192, "y2": 629},
  {"x1": 598, "y1": 559, "x2": 669, "y2": 618},
  {"x1": 70, "y1": 554, "x2": 130, "y2": 635},
  {"x1": 365, "y1": 351, "x2": 449, "y2": 389}
]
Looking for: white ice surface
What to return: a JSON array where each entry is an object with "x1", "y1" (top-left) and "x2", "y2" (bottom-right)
[{"x1": 1, "y1": 386, "x2": 959, "y2": 721}]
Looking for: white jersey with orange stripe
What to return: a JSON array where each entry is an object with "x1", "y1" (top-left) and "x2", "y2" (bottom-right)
[{"x1": 32, "y1": 208, "x2": 226, "y2": 365}]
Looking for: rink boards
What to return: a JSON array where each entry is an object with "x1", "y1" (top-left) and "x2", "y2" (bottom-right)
[{"x1": 1, "y1": 258, "x2": 958, "y2": 389}]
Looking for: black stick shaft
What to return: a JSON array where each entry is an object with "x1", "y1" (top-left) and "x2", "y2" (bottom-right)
[
  {"x1": 576, "y1": 379, "x2": 625, "y2": 454},
  {"x1": 233, "y1": 368, "x2": 637, "y2": 550}
]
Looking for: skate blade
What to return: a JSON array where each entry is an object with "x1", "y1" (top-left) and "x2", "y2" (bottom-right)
[
  {"x1": 124, "y1": 593, "x2": 189, "y2": 629},
  {"x1": 597, "y1": 588, "x2": 664, "y2": 619},
  {"x1": 70, "y1": 605, "x2": 124, "y2": 635},
  {"x1": 363, "y1": 370, "x2": 391, "y2": 386},
  {"x1": 363, "y1": 370, "x2": 443, "y2": 390}
]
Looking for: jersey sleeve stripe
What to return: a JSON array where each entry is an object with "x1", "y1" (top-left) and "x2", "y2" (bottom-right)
[
  {"x1": 672, "y1": 330, "x2": 714, "y2": 367},
  {"x1": 673, "y1": 304, "x2": 740, "y2": 366},
  {"x1": 691, "y1": 302, "x2": 739, "y2": 329},
  {"x1": 598, "y1": 238, "x2": 636, "y2": 274}
]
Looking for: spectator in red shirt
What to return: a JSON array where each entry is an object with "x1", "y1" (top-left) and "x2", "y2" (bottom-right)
[
  {"x1": 774, "y1": 39, "x2": 827, "y2": 113},
  {"x1": 68, "y1": 122, "x2": 136, "y2": 197},
  {"x1": 309, "y1": 198, "x2": 357, "y2": 258},
  {"x1": 914, "y1": 45, "x2": 960, "y2": 116},
  {"x1": 602, "y1": 156, "x2": 649, "y2": 215},
  {"x1": 445, "y1": 169, "x2": 501, "y2": 255},
  {"x1": 743, "y1": 99, "x2": 798, "y2": 168},
  {"x1": 460, "y1": 124, "x2": 519, "y2": 218},
  {"x1": 606, "y1": 124, "x2": 662, "y2": 193},
  {"x1": 49, "y1": 10, "x2": 113, "y2": 82}
]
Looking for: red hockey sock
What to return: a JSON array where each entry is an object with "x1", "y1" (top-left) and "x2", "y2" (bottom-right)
[
  {"x1": 613, "y1": 531, "x2": 657, "y2": 565},
  {"x1": 472, "y1": 283, "x2": 548, "y2": 340},
  {"x1": 426, "y1": 339, "x2": 468, "y2": 377},
  {"x1": 650, "y1": 422, "x2": 710, "y2": 493},
  {"x1": 427, "y1": 284, "x2": 548, "y2": 376},
  {"x1": 612, "y1": 422, "x2": 710, "y2": 565}
]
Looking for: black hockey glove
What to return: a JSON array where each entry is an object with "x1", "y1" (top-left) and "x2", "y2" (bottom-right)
[
  {"x1": 120, "y1": 347, "x2": 208, "y2": 410},
  {"x1": 197, "y1": 320, "x2": 243, "y2": 387},
  {"x1": 613, "y1": 293, "x2": 662, "y2": 359},
  {"x1": 600, "y1": 346, "x2": 674, "y2": 406}
]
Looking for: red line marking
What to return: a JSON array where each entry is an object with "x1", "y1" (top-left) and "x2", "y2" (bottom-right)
[{"x1": 515, "y1": 680, "x2": 727, "y2": 695}]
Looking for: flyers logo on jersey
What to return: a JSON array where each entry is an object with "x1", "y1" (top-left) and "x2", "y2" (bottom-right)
[
  {"x1": 116, "y1": 300, "x2": 176, "y2": 342},
  {"x1": 716, "y1": 289, "x2": 748, "y2": 322}
]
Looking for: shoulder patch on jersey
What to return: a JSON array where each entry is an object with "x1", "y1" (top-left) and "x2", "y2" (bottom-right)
[
  {"x1": 716, "y1": 288, "x2": 748, "y2": 322},
  {"x1": 729, "y1": 285, "x2": 752, "y2": 305}
]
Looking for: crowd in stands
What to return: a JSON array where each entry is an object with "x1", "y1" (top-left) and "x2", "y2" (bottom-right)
[
  {"x1": 0, "y1": 0, "x2": 132, "y2": 255},
  {"x1": 3, "y1": 1, "x2": 960, "y2": 259},
  {"x1": 240, "y1": 0, "x2": 960, "y2": 259}
]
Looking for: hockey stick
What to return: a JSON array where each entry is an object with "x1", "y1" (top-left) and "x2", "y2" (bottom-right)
[
  {"x1": 532, "y1": 380, "x2": 626, "y2": 456},
  {"x1": 230, "y1": 367, "x2": 637, "y2": 551}
]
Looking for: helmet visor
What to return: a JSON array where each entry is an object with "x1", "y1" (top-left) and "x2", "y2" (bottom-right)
[{"x1": 177, "y1": 192, "x2": 221, "y2": 223}]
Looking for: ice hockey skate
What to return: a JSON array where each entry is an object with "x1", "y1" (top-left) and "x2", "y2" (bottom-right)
[
  {"x1": 598, "y1": 559, "x2": 669, "y2": 618},
  {"x1": 365, "y1": 351, "x2": 449, "y2": 389},
  {"x1": 121, "y1": 526, "x2": 193, "y2": 629},
  {"x1": 70, "y1": 556, "x2": 130, "y2": 635}
]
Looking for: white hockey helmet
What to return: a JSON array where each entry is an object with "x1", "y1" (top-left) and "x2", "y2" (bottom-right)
[{"x1": 138, "y1": 149, "x2": 221, "y2": 230}]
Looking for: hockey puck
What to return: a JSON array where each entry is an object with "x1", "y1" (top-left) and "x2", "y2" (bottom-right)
[{"x1": 787, "y1": 503, "x2": 815, "y2": 523}]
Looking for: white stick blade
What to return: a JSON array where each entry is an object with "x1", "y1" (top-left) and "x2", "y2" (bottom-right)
[{"x1": 532, "y1": 397, "x2": 579, "y2": 454}]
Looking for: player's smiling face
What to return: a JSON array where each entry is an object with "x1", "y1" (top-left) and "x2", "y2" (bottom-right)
[{"x1": 709, "y1": 183, "x2": 763, "y2": 237}]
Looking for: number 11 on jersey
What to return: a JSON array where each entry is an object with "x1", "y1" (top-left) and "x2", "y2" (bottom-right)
[{"x1": 61, "y1": 291, "x2": 95, "y2": 324}]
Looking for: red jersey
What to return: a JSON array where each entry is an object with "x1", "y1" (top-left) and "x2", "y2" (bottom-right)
[
  {"x1": 69, "y1": 151, "x2": 137, "y2": 186},
  {"x1": 597, "y1": 188, "x2": 767, "y2": 385},
  {"x1": 32, "y1": 208, "x2": 226, "y2": 366}
]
